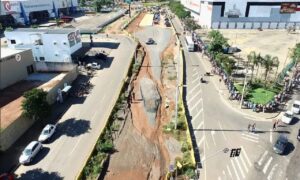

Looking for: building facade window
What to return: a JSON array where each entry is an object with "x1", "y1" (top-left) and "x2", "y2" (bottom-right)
[
  {"x1": 11, "y1": 40, "x2": 16, "y2": 44},
  {"x1": 27, "y1": 65, "x2": 34, "y2": 74},
  {"x1": 40, "y1": 57, "x2": 45, "y2": 61}
]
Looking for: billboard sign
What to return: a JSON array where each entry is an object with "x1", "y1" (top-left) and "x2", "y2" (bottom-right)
[
  {"x1": 280, "y1": 3, "x2": 297, "y2": 14},
  {"x1": 68, "y1": 32, "x2": 76, "y2": 47}
]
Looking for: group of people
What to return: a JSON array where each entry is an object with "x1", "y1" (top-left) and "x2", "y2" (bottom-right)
[{"x1": 247, "y1": 123, "x2": 256, "y2": 133}]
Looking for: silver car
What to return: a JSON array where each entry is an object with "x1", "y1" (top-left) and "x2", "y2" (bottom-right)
[
  {"x1": 19, "y1": 141, "x2": 42, "y2": 164},
  {"x1": 38, "y1": 124, "x2": 56, "y2": 143}
]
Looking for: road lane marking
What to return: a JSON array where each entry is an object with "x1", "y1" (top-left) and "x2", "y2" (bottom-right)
[
  {"x1": 218, "y1": 121, "x2": 228, "y2": 141},
  {"x1": 240, "y1": 153, "x2": 249, "y2": 173},
  {"x1": 192, "y1": 72, "x2": 198, "y2": 77},
  {"x1": 192, "y1": 109, "x2": 203, "y2": 122},
  {"x1": 258, "y1": 151, "x2": 268, "y2": 166},
  {"x1": 190, "y1": 98, "x2": 203, "y2": 112},
  {"x1": 226, "y1": 165, "x2": 233, "y2": 179},
  {"x1": 231, "y1": 159, "x2": 241, "y2": 180},
  {"x1": 210, "y1": 130, "x2": 216, "y2": 146},
  {"x1": 241, "y1": 136, "x2": 259, "y2": 143},
  {"x1": 242, "y1": 133, "x2": 259, "y2": 139},
  {"x1": 187, "y1": 90, "x2": 201, "y2": 105},
  {"x1": 205, "y1": 137, "x2": 210, "y2": 150},
  {"x1": 235, "y1": 158, "x2": 246, "y2": 179},
  {"x1": 267, "y1": 164, "x2": 278, "y2": 180},
  {"x1": 196, "y1": 120, "x2": 204, "y2": 130},
  {"x1": 69, "y1": 138, "x2": 81, "y2": 156},
  {"x1": 241, "y1": 146, "x2": 252, "y2": 167},
  {"x1": 270, "y1": 129, "x2": 273, "y2": 143},
  {"x1": 188, "y1": 83, "x2": 200, "y2": 95},
  {"x1": 263, "y1": 156, "x2": 273, "y2": 174},
  {"x1": 192, "y1": 77, "x2": 199, "y2": 84},
  {"x1": 198, "y1": 136, "x2": 205, "y2": 146},
  {"x1": 218, "y1": 176, "x2": 221, "y2": 180}
]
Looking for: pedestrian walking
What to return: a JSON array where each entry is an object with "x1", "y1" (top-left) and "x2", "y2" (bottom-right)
[
  {"x1": 248, "y1": 123, "x2": 251, "y2": 132},
  {"x1": 252, "y1": 123, "x2": 256, "y2": 133},
  {"x1": 276, "y1": 119, "x2": 280, "y2": 127},
  {"x1": 273, "y1": 122, "x2": 276, "y2": 130},
  {"x1": 132, "y1": 92, "x2": 135, "y2": 101}
]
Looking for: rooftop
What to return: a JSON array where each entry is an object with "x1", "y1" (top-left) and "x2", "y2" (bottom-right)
[
  {"x1": 0, "y1": 47, "x2": 29, "y2": 59},
  {"x1": 7, "y1": 28, "x2": 77, "y2": 34}
]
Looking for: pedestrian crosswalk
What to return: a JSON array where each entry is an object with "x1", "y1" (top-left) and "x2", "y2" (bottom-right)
[
  {"x1": 255, "y1": 150, "x2": 283, "y2": 180},
  {"x1": 241, "y1": 132, "x2": 259, "y2": 143},
  {"x1": 221, "y1": 146, "x2": 252, "y2": 180}
]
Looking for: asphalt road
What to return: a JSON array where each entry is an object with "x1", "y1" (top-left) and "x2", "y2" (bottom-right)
[
  {"x1": 13, "y1": 35, "x2": 136, "y2": 179},
  {"x1": 170, "y1": 14, "x2": 299, "y2": 180}
]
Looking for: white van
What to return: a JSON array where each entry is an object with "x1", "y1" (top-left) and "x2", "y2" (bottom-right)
[
  {"x1": 292, "y1": 100, "x2": 300, "y2": 114},
  {"x1": 185, "y1": 35, "x2": 194, "y2": 52}
]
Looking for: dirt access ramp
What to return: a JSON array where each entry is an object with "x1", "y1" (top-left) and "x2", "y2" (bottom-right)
[{"x1": 105, "y1": 12, "x2": 181, "y2": 180}]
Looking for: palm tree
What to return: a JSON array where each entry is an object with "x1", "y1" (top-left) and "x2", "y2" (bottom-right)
[
  {"x1": 262, "y1": 54, "x2": 276, "y2": 83},
  {"x1": 272, "y1": 56, "x2": 280, "y2": 81},
  {"x1": 247, "y1": 51, "x2": 260, "y2": 82},
  {"x1": 255, "y1": 53, "x2": 263, "y2": 79}
]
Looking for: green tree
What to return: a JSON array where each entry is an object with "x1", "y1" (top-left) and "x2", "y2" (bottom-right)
[
  {"x1": 291, "y1": 43, "x2": 300, "y2": 66},
  {"x1": 22, "y1": 89, "x2": 51, "y2": 122},
  {"x1": 272, "y1": 56, "x2": 280, "y2": 81},
  {"x1": 207, "y1": 30, "x2": 228, "y2": 58},
  {"x1": 94, "y1": 0, "x2": 113, "y2": 12},
  {"x1": 80, "y1": 0, "x2": 86, "y2": 7},
  {"x1": 169, "y1": 1, "x2": 190, "y2": 19},
  {"x1": 247, "y1": 51, "x2": 260, "y2": 82},
  {"x1": 183, "y1": 18, "x2": 201, "y2": 31},
  {"x1": 262, "y1": 55, "x2": 277, "y2": 83}
]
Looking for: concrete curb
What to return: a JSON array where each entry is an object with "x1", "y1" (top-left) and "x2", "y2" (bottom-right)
[{"x1": 75, "y1": 37, "x2": 138, "y2": 180}]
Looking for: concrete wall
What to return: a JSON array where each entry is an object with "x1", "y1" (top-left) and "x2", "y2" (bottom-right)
[
  {"x1": 35, "y1": 62, "x2": 77, "y2": 72},
  {"x1": 46, "y1": 66, "x2": 78, "y2": 104},
  {"x1": 0, "y1": 49, "x2": 35, "y2": 90}
]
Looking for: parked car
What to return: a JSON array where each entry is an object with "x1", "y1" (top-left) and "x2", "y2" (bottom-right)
[
  {"x1": 281, "y1": 111, "x2": 293, "y2": 124},
  {"x1": 273, "y1": 135, "x2": 288, "y2": 154},
  {"x1": 19, "y1": 141, "x2": 42, "y2": 164},
  {"x1": 297, "y1": 129, "x2": 300, "y2": 141},
  {"x1": 292, "y1": 100, "x2": 300, "y2": 114},
  {"x1": 38, "y1": 124, "x2": 56, "y2": 143},
  {"x1": 146, "y1": 38, "x2": 155, "y2": 45},
  {"x1": 87, "y1": 62, "x2": 101, "y2": 70}
]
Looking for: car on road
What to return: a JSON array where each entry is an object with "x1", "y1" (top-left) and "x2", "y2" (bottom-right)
[
  {"x1": 87, "y1": 62, "x2": 101, "y2": 70},
  {"x1": 292, "y1": 100, "x2": 300, "y2": 114},
  {"x1": 281, "y1": 111, "x2": 293, "y2": 124},
  {"x1": 0, "y1": 173, "x2": 14, "y2": 180},
  {"x1": 297, "y1": 129, "x2": 300, "y2": 141},
  {"x1": 19, "y1": 141, "x2": 42, "y2": 164},
  {"x1": 38, "y1": 124, "x2": 56, "y2": 143},
  {"x1": 146, "y1": 38, "x2": 155, "y2": 45},
  {"x1": 273, "y1": 135, "x2": 288, "y2": 154}
]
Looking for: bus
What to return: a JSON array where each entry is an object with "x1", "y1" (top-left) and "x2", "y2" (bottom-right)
[{"x1": 185, "y1": 35, "x2": 194, "y2": 52}]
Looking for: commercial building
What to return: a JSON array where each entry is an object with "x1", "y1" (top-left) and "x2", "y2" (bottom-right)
[
  {"x1": 4, "y1": 28, "x2": 82, "y2": 63},
  {"x1": 180, "y1": 0, "x2": 300, "y2": 29},
  {"x1": 0, "y1": 0, "x2": 78, "y2": 27},
  {"x1": 0, "y1": 48, "x2": 35, "y2": 90}
]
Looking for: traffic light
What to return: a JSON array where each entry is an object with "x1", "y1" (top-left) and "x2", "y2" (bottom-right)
[{"x1": 230, "y1": 148, "x2": 242, "y2": 157}]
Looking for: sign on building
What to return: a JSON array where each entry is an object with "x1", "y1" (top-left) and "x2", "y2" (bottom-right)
[{"x1": 280, "y1": 3, "x2": 297, "y2": 14}]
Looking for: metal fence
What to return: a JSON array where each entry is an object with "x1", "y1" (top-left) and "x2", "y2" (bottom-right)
[{"x1": 211, "y1": 21, "x2": 300, "y2": 29}]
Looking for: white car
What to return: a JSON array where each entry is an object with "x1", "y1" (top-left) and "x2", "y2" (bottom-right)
[
  {"x1": 38, "y1": 124, "x2": 56, "y2": 142},
  {"x1": 292, "y1": 100, "x2": 300, "y2": 114},
  {"x1": 87, "y1": 62, "x2": 101, "y2": 70},
  {"x1": 282, "y1": 111, "x2": 293, "y2": 124},
  {"x1": 19, "y1": 141, "x2": 42, "y2": 164}
]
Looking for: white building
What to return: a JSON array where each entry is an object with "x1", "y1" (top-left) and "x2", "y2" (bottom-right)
[
  {"x1": 0, "y1": 0, "x2": 78, "y2": 26},
  {"x1": 180, "y1": 0, "x2": 300, "y2": 29},
  {"x1": 4, "y1": 28, "x2": 82, "y2": 63}
]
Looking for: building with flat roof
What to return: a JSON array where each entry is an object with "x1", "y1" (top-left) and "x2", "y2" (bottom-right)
[
  {"x1": 4, "y1": 28, "x2": 82, "y2": 63},
  {"x1": 0, "y1": 48, "x2": 35, "y2": 89},
  {"x1": 181, "y1": 0, "x2": 300, "y2": 29},
  {"x1": 0, "y1": 0, "x2": 78, "y2": 27}
]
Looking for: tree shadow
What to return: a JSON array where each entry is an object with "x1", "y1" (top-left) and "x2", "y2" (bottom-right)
[
  {"x1": 17, "y1": 168, "x2": 63, "y2": 180},
  {"x1": 50, "y1": 118, "x2": 91, "y2": 142},
  {"x1": 290, "y1": 117, "x2": 299, "y2": 125},
  {"x1": 25, "y1": 147, "x2": 50, "y2": 166}
]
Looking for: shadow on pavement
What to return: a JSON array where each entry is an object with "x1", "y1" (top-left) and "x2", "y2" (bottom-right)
[
  {"x1": 193, "y1": 128, "x2": 290, "y2": 134},
  {"x1": 283, "y1": 142, "x2": 295, "y2": 156},
  {"x1": 290, "y1": 117, "x2": 299, "y2": 125},
  {"x1": 50, "y1": 118, "x2": 91, "y2": 142},
  {"x1": 26, "y1": 147, "x2": 50, "y2": 166},
  {"x1": 17, "y1": 168, "x2": 63, "y2": 180},
  {"x1": 82, "y1": 42, "x2": 120, "y2": 49}
]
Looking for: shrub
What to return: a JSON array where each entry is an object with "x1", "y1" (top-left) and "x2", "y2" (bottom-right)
[
  {"x1": 177, "y1": 119, "x2": 187, "y2": 131},
  {"x1": 181, "y1": 141, "x2": 192, "y2": 152},
  {"x1": 99, "y1": 140, "x2": 114, "y2": 153}
]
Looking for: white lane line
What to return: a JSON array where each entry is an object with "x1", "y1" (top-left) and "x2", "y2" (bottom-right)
[
  {"x1": 263, "y1": 156, "x2": 273, "y2": 174},
  {"x1": 242, "y1": 133, "x2": 259, "y2": 140},
  {"x1": 198, "y1": 136, "x2": 205, "y2": 146},
  {"x1": 187, "y1": 90, "x2": 201, "y2": 105},
  {"x1": 241, "y1": 146, "x2": 252, "y2": 167},
  {"x1": 235, "y1": 158, "x2": 246, "y2": 179},
  {"x1": 69, "y1": 138, "x2": 81, "y2": 156},
  {"x1": 193, "y1": 72, "x2": 198, "y2": 77},
  {"x1": 192, "y1": 109, "x2": 202, "y2": 122},
  {"x1": 192, "y1": 77, "x2": 199, "y2": 84},
  {"x1": 267, "y1": 164, "x2": 278, "y2": 180},
  {"x1": 218, "y1": 176, "x2": 221, "y2": 180},
  {"x1": 226, "y1": 165, "x2": 233, "y2": 179},
  {"x1": 190, "y1": 98, "x2": 203, "y2": 112},
  {"x1": 211, "y1": 130, "x2": 216, "y2": 146},
  {"x1": 205, "y1": 137, "x2": 210, "y2": 150},
  {"x1": 188, "y1": 83, "x2": 201, "y2": 95},
  {"x1": 241, "y1": 136, "x2": 259, "y2": 143},
  {"x1": 231, "y1": 159, "x2": 241, "y2": 180},
  {"x1": 240, "y1": 153, "x2": 249, "y2": 173},
  {"x1": 218, "y1": 121, "x2": 228, "y2": 141},
  {"x1": 196, "y1": 120, "x2": 204, "y2": 129},
  {"x1": 193, "y1": 68, "x2": 197, "y2": 72},
  {"x1": 258, "y1": 151, "x2": 268, "y2": 166},
  {"x1": 270, "y1": 129, "x2": 273, "y2": 143}
]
